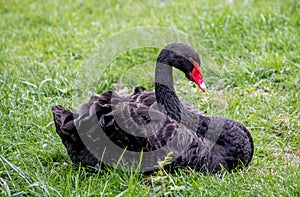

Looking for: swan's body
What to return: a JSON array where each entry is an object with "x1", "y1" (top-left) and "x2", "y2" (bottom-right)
[{"x1": 52, "y1": 43, "x2": 253, "y2": 173}]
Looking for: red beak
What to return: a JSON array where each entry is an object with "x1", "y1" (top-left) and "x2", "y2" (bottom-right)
[{"x1": 190, "y1": 61, "x2": 206, "y2": 92}]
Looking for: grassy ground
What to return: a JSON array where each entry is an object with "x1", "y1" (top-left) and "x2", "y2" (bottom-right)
[{"x1": 0, "y1": 0, "x2": 299, "y2": 196}]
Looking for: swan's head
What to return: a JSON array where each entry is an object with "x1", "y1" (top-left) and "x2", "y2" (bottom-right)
[{"x1": 158, "y1": 42, "x2": 206, "y2": 92}]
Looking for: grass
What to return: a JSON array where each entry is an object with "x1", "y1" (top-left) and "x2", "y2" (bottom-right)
[{"x1": 0, "y1": 0, "x2": 299, "y2": 196}]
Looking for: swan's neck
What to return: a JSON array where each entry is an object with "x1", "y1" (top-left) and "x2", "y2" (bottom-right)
[{"x1": 155, "y1": 63, "x2": 182, "y2": 122}]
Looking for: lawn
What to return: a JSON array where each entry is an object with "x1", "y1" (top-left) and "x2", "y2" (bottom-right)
[{"x1": 0, "y1": 0, "x2": 299, "y2": 196}]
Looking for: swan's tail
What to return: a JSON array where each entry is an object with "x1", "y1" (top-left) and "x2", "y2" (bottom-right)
[
  {"x1": 51, "y1": 105, "x2": 99, "y2": 166},
  {"x1": 51, "y1": 105, "x2": 78, "y2": 141}
]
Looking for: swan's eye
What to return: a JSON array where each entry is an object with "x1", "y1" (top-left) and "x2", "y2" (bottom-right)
[{"x1": 190, "y1": 61, "x2": 206, "y2": 92}]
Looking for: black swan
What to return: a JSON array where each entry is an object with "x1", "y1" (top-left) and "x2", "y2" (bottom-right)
[{"x1": 52, "y1": 43, "x2": 254, "y2": 173}]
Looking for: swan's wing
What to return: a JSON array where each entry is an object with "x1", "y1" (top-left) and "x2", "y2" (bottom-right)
[
  {"x1": 72, "y1": 91, "x2": 196, "y2": 169},
  {"x1": 129, "y1": 89, "x2": 156, "y2": 107},
  {"x1": 112, "y1": 101, "x2": 173, "y2": 138},
  {"x1": 70, "y1": 90, "x2": 170, "y2": 152}
]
